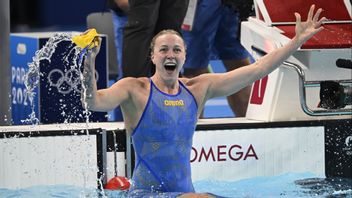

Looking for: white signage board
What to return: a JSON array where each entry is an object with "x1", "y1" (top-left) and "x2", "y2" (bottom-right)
[{"x1": 191, "y1": 126, "x2": 325, "y2": 181}]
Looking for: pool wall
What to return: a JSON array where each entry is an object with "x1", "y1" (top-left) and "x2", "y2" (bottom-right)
[{"x1": 0, "y1": 119, "x2": 351, "y2": 189}]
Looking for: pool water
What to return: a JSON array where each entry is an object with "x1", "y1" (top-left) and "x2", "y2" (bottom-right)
[
  {"x1": 193, "y1": 172, "x2": 352, "y2": 198},
  {"x1": 0, "y1": 173, "x2": 351, "y2": 198}
]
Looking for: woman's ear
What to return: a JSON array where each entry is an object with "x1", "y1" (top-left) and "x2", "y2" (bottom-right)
[{"x1": 150, "y1": 53, "x2": 155, "y2": 63}]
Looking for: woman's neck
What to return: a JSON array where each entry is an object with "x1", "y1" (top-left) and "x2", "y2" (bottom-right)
[{"x1": 151, "y1": 75, "x2": 179, "y2": 94}]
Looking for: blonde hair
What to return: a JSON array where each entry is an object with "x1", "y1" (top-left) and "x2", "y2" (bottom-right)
[{"x1": 150, "y1": 29, "x2": 186, "y2": 53}]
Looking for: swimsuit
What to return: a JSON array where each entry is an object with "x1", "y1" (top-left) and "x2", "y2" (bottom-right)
[{"x1": 128, "y1": 79, "x2": 198, "y2": 195}]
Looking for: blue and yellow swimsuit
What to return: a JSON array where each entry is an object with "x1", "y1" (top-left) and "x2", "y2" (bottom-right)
[{"x1": 128, "y1": 79, "x2": 198, "y2": 197}]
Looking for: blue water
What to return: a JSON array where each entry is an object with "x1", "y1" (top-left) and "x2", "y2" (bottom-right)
[
  {"x1": 1, "y1": 173, "x2": 351, "y2": 198},
  {"x1": 193, "y1": 172, "x2": 352, "y2": 198}
]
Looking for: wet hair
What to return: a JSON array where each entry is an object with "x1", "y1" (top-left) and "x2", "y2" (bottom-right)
[{"x1": 150, "y1": 29, "x2": 186, "y2": 53}]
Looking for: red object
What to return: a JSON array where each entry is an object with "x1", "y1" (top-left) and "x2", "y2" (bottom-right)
[
  {"x1": 258, "y1": 0, "x2": 352, "y2": 49},
  {"x1": 250, "y1": 76, "x2": 269, "y2": 105},
  {"x1": 263, "y1": 0, "x2": 350, "y2": 22},
  {"x1": 277, "y1": 24, "x2": 352, "y2": 49},
  {"x1": 104, "y1": 176, "x2": 131, "y2": 190},
  {"x1": 182, "y1": 24, "x2": 191, "y2": 31}
]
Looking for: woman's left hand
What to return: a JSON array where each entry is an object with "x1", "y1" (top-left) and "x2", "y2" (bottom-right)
[{"x1": 294, "y1": 4, "x2": 327, "y2": 45}]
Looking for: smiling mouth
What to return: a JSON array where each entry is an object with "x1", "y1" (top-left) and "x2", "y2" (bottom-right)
[{"x1": 164, "y1": 63, "x2": 177, "y2": 71}]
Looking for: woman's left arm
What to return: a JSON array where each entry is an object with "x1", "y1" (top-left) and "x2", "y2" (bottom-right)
[{"x1": 205, "y1": 4, "x2": 327, "y2": 99}]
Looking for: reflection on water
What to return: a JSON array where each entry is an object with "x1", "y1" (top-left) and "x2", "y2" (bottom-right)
[{"x1": 0, "y1": 173, "x2": 351, "y2": 198}]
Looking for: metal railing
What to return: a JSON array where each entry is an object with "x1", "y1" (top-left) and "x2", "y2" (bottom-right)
[
  {"x1": 251, "y1": 45, "x2": 352, "y2": 116},
  {"x1": 282, "y1": 61, "x2": 352, "y2": 116}
]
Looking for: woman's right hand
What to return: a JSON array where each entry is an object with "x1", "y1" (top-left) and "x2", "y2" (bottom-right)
[{"x1": 86, "y1": 37, "x2": 102, "y2": 60}]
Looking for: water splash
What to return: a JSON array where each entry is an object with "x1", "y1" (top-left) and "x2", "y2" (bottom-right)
[
  {"x1": 19, "y1": 32, "x2": 105, "y2": 195},
  {"x1": 21, "y1": 32, "x2": 93, "y2": 125},
  {"x1": 22, "y1": 33, "x2": 72, "y2": 125}
]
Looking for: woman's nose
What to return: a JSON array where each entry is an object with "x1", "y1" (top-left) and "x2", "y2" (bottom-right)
[{"x1": 166, "y1": 50, "x2": 175, "y2": 58}]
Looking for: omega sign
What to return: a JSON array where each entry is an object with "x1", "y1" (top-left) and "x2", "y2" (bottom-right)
[{"x1": 190, "y1": 144, "x2": 258, "y2": 162}]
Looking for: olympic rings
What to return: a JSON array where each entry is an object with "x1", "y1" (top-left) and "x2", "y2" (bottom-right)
[{"x1": 47, "y1": 68, "x2": 99, "y2": 95}]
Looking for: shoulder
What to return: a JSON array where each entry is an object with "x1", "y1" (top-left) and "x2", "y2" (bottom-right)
[
  {"x1": 115, "y1": 77, "x2": 149, "y2": 89},
  {"x1": 180, "y1": 74, "x2": 212, "y2": 88},
  {"x1": 179, "y1": 75, "x2": 212, "y2": 108},
  {"x1": 109, "y1": 77, "x2": 150, "y2": 99},
  {"x1": 114, "y1": 77, "x2": 150, "y2": 109}
]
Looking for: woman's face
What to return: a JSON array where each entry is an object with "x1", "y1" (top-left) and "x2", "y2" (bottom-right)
[{"x1": 151, "y1": 33, "x2": 186, "y2": 80}]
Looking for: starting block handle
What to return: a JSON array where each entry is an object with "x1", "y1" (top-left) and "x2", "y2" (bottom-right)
[
  {"x1": 250, "y1": 45, "x2": 351, "y2": 116},
  {"x1": 282, "y1": 61, "x2": 352, "y2": 116}
]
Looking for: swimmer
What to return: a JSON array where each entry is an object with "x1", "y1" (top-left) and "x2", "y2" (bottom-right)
[{"x1": 81, "y1": 5, "x2": 326, "y2": 197}]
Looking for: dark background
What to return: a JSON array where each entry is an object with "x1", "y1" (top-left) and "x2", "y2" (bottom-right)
[{"x1": 10, "y1": 0, "x2": 107, "y2": 32}]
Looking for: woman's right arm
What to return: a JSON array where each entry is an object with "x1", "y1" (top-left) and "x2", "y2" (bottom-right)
[{"x1": 81, "y1": 43, "x2": 131, "y2": 112}]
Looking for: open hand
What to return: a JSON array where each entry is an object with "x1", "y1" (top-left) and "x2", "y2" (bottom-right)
[{"x1": 294, "y1": 4, "x2": 327, "y2": 44}]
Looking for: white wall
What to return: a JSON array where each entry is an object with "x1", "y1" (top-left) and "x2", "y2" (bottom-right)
[{"x1": 0, "y1": 135, "x2": 98, "y2": 189}]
